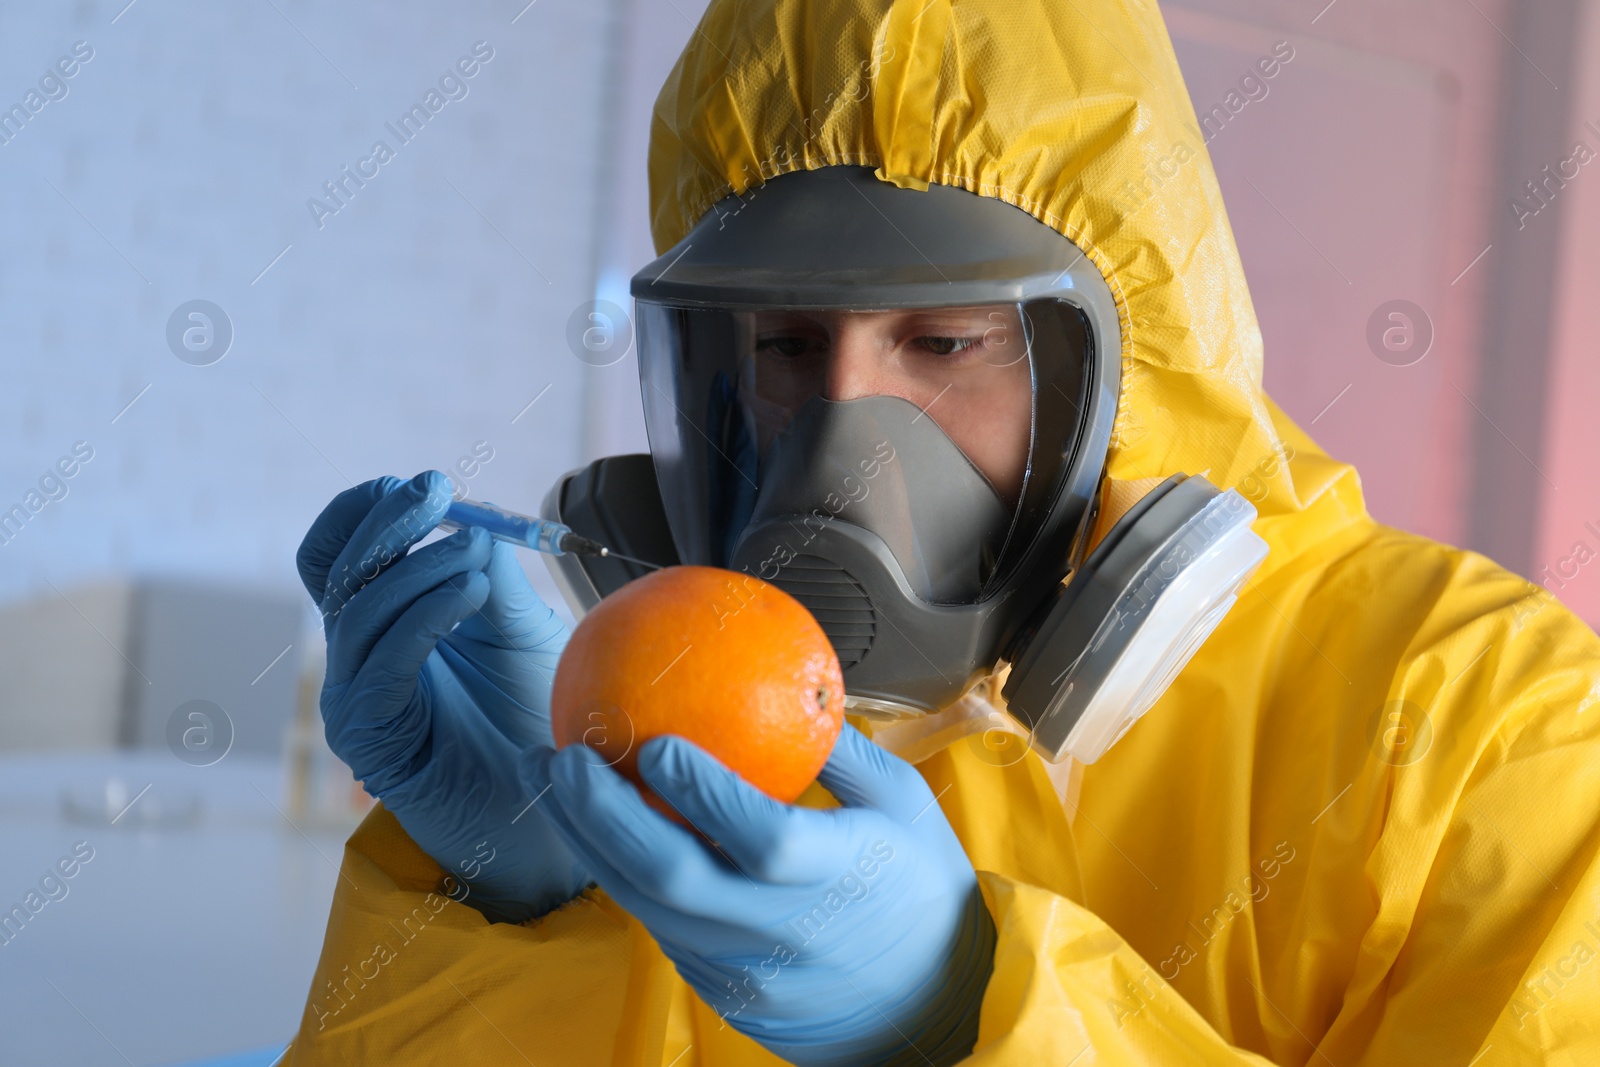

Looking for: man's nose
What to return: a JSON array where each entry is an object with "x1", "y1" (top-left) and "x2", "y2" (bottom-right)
[{"x1": 821, "y1": 323, "x2": 888, "y2": 402}]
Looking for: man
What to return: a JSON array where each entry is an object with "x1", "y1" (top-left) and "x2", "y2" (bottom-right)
[{"x1": 286, "y1": 0, "x2": 1600, "y2": 1063}]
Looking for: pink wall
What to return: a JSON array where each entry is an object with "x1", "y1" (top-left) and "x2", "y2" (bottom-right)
[
  {"x1": 1533, "y1": 2, "x2": 1600, "y2": 625},
  {"x1": 1165, "y1": 0, "x2": 1599, "y2": 630},
  {"x1": 1163, "y1": 0, "x2": 1510, "y2": 547}
]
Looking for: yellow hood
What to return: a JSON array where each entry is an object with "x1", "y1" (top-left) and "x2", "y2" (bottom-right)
[{"x1": 646, "y1": 0, "x2": 1364, "y2": 557}]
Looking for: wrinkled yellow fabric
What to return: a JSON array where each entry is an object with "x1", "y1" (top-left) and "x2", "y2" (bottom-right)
[{"x1": 287, "y1": 0, "x2": 1600, "y2": 1063}]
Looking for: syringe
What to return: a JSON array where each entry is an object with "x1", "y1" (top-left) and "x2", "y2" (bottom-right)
[{"x1": 440, "y1": 497, "x2": 661, "y2": 570}]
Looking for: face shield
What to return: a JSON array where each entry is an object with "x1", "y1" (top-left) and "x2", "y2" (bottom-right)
[
  {"x1": 632, "y1": 167, "x2": 1123, "y2": 717},
  {"x1": 555, "y1": 166, "x2": 1270, "y2": 762},
  {"x1": 636, "y1": 299, "x2": 1092, "y2": 602}
]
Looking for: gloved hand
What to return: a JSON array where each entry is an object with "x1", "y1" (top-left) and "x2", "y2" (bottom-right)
[
  {"x1": 521, "y1": 723, "x2": 995, "y2": 1067},
  {"x1": 296, "y1": 470, "x2": 590, "y2": 924}
]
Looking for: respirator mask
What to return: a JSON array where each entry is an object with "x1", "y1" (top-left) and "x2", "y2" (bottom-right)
[{"x1": 542, "y1": 167, "x2": 1266, "y2": 764}]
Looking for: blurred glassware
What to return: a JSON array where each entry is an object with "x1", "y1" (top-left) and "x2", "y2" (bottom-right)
[{"x1": 60, "y1": 775, "x2": 202, "y2": 828}]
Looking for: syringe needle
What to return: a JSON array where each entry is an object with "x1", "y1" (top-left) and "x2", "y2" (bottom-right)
[
  {"x1": 555, "y1": 531, "x2": 663, "y2": 571},
  {"x1": 604, "y1": 550, "x2": 664, "y2": 571}
]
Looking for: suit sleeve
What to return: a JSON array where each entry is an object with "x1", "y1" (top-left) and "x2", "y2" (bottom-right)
[{"x1": 281, "y1": 803, "x2": 677, "y2": 1065}]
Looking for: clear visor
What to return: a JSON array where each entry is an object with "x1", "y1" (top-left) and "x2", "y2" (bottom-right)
[{"x1": 637, "y1": 298, "x2": 1094, "y2": 604}]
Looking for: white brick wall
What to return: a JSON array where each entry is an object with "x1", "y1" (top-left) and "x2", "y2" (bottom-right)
[{"x1": 0, "y1": 0, "x2": 657, "y2": 622}]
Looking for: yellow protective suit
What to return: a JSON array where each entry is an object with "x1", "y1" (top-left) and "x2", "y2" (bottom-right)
[{"x1": 286, "y1": 0, "x2": 1600, "y2": 1062}]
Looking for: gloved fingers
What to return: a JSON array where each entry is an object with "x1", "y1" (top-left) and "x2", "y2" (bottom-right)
[
  {"x1": 319, "y1": 471, "x2": 453, "y2": 625},
  {"x1": 815, "y1": 722, "x2": 936, "y2": 823},
  {"x1": 367, "y1": 716, "x2": 592, "y2": 925},
  {"x1": 325, "y1": 528, "x2": 493, "y2": 687},
  {"x1": 324, "y1": 572, "x2": 489, "y2": 791},
  {"x1": 539, "y1": 743, "x2": 761, "y2": 920},
  {"x1": 434, "y1": 640, "x2": 558, "y2": 752},
  {"x1": 638, "y1": 735, "x2": 856, "y2": 885},
  {"x1": 296, "y1": 476, "x2": 404, "y2": 602},
  {"x1": 520, "y1": 746, "x2": 714, "y2": 930},
  {"x1": 439, "y1": 542, "x2": 566, "y2": 751},
  {"x1": 451, "y1": 540, "x2": 568, "y2": 654},
  {"x1": 361, "y1": 567, "x2": 491, "y2": 682}
]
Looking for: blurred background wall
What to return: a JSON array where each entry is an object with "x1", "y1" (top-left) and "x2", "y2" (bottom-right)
[
  {"x1": 1160, "y1": 0, "x2": 1600, "y2": 626},
  {"x1": 0, "y1": 2, "x2": 681, "y2": 1062},
  {"x1": 1, "y1": 0, "x2": 1598, "y2": 1062}
]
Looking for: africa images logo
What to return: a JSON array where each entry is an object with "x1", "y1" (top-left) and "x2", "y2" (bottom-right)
[{"x1": 0, "y1": 40, "x2": 94, "y2": 148}]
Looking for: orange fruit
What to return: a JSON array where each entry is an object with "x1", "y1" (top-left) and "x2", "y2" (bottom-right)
[{"x1": 550, "y1": 565, "x2": 844, "y2": 821}]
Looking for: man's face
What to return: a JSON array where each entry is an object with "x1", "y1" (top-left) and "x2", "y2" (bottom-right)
[{"x1": 741, "y1": 305, "x2": 1034, "y2": 505}]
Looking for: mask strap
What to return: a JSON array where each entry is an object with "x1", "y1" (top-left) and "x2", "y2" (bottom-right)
[{"x1": 862, "y1": 682, "x2": 1015, "y2": 766}]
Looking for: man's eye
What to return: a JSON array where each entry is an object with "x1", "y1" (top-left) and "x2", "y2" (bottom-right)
[
  {"x1": 756, "y1": 336, "x2": 818, "y2": 359},
  {"x1": 916, "y1": 336, "x2": 977, "y2": 356}
]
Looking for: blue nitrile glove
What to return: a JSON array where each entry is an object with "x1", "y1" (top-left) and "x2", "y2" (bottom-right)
[
  {"x1": 520, "y1": 723, "x2": 996, "y2": 1067},
  {"x1": 296, "y1": 470, "x2": 589, "y2": 924}
]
